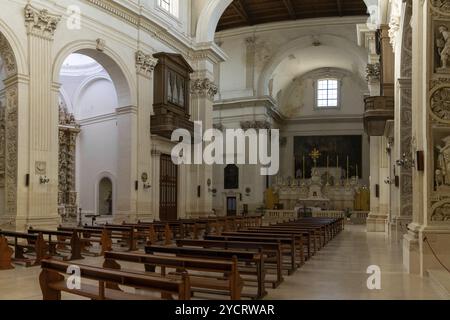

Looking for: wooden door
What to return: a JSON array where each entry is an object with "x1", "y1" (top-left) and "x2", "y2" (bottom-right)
[
  {"x1": 226, "y1": 197, "x2": 237, "y2": 217},
  {"x1": 160, "y1": 154, "x2": 178, "y2": 221}
]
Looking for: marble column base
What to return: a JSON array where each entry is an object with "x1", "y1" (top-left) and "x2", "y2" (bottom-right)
[
  {"x1": 403, "y1": 225, "x2": 450, "y2": 276},
  {"x1": 403, "y1": 227, "x2": 421, "y2": 274},
  {"x1": 366, "y1": 212, "x2": 388, "y2": 232},
  {"x1": 388, "y1": 216, "x2": 412, "y2": 236}
]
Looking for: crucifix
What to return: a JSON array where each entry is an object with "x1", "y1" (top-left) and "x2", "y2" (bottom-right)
[{"x1": 309, "y1": 148, "x2": 321, "y2": 168}]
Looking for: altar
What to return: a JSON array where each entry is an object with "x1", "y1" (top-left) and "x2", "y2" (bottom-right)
[{"x1": 273, "y1": 168, "x2": 365, "y2": 211}]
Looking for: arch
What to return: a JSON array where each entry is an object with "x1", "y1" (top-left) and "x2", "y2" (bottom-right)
[
  {"x1": 53, "y1": 41, "x2": 136, "y2": 107},
  {"x1": 195, "y1": 0, "x2": 233, "y2": 44},
  {"x1": 0, "y1": 20, "x2": 27, "y2": 76},
  {"x1": 257, "y1": 34, "x2": 368, "y2": 97},
  {"x1": 95, "y1": 172, "x2": 116, "y2": 216}
]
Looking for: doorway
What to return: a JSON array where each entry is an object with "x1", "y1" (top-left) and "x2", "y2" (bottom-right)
[
  {"x1": 227, "y1": 197, "x2": 237, "y2": 216},
  {"x1": 160, "y1": 154, "x2": 178, "y2": 221}
]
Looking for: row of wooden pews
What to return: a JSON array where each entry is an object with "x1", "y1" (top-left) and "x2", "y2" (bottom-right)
[{"x1": 1, "y1": 215, "x2": 342, "y2": 300}]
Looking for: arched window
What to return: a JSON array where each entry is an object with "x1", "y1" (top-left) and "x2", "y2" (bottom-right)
[
  {"x1": 99, "y1": 177, "x2": 113, "y2": 216},
  {"x1": 224, "y1": 165, "x2": 239, "y2": 190},
  {"x1": 158, "y1": 0, "x2": 179, "y2": 18}
]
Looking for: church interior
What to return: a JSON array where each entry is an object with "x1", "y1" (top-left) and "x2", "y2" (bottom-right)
[{"x1": 0, "y1": 0, "x2": 449, "y2": 301}]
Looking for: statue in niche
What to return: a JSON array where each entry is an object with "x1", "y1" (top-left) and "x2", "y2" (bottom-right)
[
  {"x1": 436, "y1": 136, "x2": 450, "y2": 189},
  {"x1": 436, "y1": 25, "x2": 450, "y2": 73}
]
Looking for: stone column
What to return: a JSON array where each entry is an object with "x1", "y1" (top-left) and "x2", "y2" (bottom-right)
[
  {"x1": 135, "y1": 51, "x2": 158, "y2": 221},
  {"x1": 404, "y1": 0, "x2": 450, "y2": 275},
  {"x1": 16, "y1": 4, "x2": 61, "y2": 229}
]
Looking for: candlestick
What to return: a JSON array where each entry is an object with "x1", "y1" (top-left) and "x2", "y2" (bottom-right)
[
  {"x1": 346, "y1": 156, "x2": 349, "y2": 182},
  {"x1": 356, "y1": 164, "x2": 359, "y2": 178},
  {"x1": 326, "y1": 156, "x2": 330, "y2": 186},
  {"x1": 303, "y1": 155, "x2": 305, "y2": 180}
]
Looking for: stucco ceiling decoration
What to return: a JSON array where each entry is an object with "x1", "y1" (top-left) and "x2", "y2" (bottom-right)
[{"x1": 217, "y1": 0, "x2": 368, "y2": 31}]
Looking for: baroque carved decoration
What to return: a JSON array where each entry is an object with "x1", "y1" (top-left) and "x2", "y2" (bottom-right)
[
  {"x1": 0, "y1": 32, "x2": 18, "y2": 220},
  {"x1": 431, "y1": 0, "x2": 450, "y2": 17},
  {"x1": 24, "y1": 4, "x2": 61, "y2": 40},
  {"x1": 430, "y1": 86, "x2": 450, "y2": 123},
  {"x1": 430, "y1": 199, "x2": 450, "y2": 221},
  {"x1": 435, "y1": 23, "x2": 450, "y2": 73},
  {"x1": 191, "y1": 78, "x2": 218, "y2": 100},
  {"x1": 366, "y1": 63, "x2": 380, "y2": 82},
  {"x1": 401, "y1": 3, "x2": 412, "y2": 78},
  {"x1": 400, "y1": 84, "x2": 413, "y2": 217},
  {"x1": 388, "y1": 0, "x2": 401, "y2": 48},
  {"x1": 135, "y1": 50, "x2": 158, "y2": 77},
  {"x1": 58, "y1": 103, "x2": 80, "y2": 219}
]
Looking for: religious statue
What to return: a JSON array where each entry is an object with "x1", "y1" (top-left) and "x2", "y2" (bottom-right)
[
  {"x1": 436, "y1": 136, "x2": 450, "y2": 188},
  {"x1": 437, "y1": 25, "x2": 450, "y2": 72},
  {"x1": 106, "y1": 191, "x2": 113, "y2": 215}
]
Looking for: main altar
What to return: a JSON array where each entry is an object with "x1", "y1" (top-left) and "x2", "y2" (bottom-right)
[{"x1": 268, "y1": 148, "x2": 370, "y2": 211}]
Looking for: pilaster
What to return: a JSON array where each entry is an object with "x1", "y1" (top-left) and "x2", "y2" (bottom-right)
[
  {"x1": 16, "y1": 4, "x2": 61, "y2": 230},
  {"x1": 404, "y1": 0, "x2": 450, "y2": 275},
  {"x1": 135, "y1": 50, "x2": 158, "y2": 221}
]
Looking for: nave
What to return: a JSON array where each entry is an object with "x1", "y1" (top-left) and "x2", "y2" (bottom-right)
[{"x1": 0, "y1": 222, "x2": 444, "y2": 300}]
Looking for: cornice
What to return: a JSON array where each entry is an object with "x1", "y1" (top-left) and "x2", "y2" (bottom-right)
[
  {"x1": 214, "y1": 96, "x2": 284, "y2": 123},
  {"x1": 215, "y1": 16, "x2": 368, "y2": 39},
  {"x1": 83, "y1": 0, "x2": 227, "y2": 63}
]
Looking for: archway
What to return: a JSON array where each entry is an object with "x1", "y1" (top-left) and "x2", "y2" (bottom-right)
[
  {"x1": 56, "y1": 50, "x2": 131, "y2": 222},
  {"x1": 0, "y1": 32, "x2": 18, "y2": 226},
  {"x1": 98, "y1": 177, "x2": 113, "y2": 216},
  {"x1": 195, "y1": 0, "x2": 233, "y2": 44}
]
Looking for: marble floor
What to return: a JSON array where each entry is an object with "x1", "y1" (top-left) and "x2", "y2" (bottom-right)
[{"x1": 0, "y1": 225, "x2": 446, "y2": 300}]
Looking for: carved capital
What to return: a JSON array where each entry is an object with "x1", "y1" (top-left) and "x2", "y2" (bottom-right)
[
  {"x1": 366, "y1": 63, "x2": 380, "y2": 82},
  {"x1": 24, "y1": 4, "x2": 61, "y2": 40},
  {"x1": 190, "y1": 78, "x2": 218, "y2": 100},
  {"x1": 135, "y1": 50, "x2": 158, "y2": 77}
]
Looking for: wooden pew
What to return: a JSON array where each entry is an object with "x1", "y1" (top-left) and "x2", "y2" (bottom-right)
[
  {"x1": 0, "y1": 235, "x2": 13, "y2": 270},
  {"x1": 276, "y1": 218, "x2": 341, "y2": 245},
  {"x1": 28, "y1": 229, "x2": 84, "y2": 261},
  {"x1": 0, "y1": 230, "x2": 47, "y2": 267},
  {"x1": 248, "y1": 226, "x2": 318, "y2": 255},
  {"x1": 177, "y1": 239, "x2": 283, "y2": 287},
  {"x1": 204, "y1": 234, "x2": 300, "y2": 274},
  {"x1": 103, "y1": 251, "x2": 243, "y2": 300},
  {"x1": 39, "y1": 260, "x2": 190, "y2": 300},
  {"x1": 58, "y1": 226, "x2": 113, "y2": 256},
  {"x1": 145, "y1": 245, "x2": 266, "y2": 299},
  {"x1": 219, "y1": 231, "x2": 306, "y2": 264},
  {"x1": 81, "y1": 225, "x2": 137, "y2": 251}
]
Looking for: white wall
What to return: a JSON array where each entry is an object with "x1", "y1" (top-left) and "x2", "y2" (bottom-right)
[{"x1": 77, "y1": 117, "x2": 118, "y2": 215}]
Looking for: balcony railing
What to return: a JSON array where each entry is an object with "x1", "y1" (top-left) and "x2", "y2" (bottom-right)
[{"x1": 363, "y1": 96, "x2": 394, "y2": 136}]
